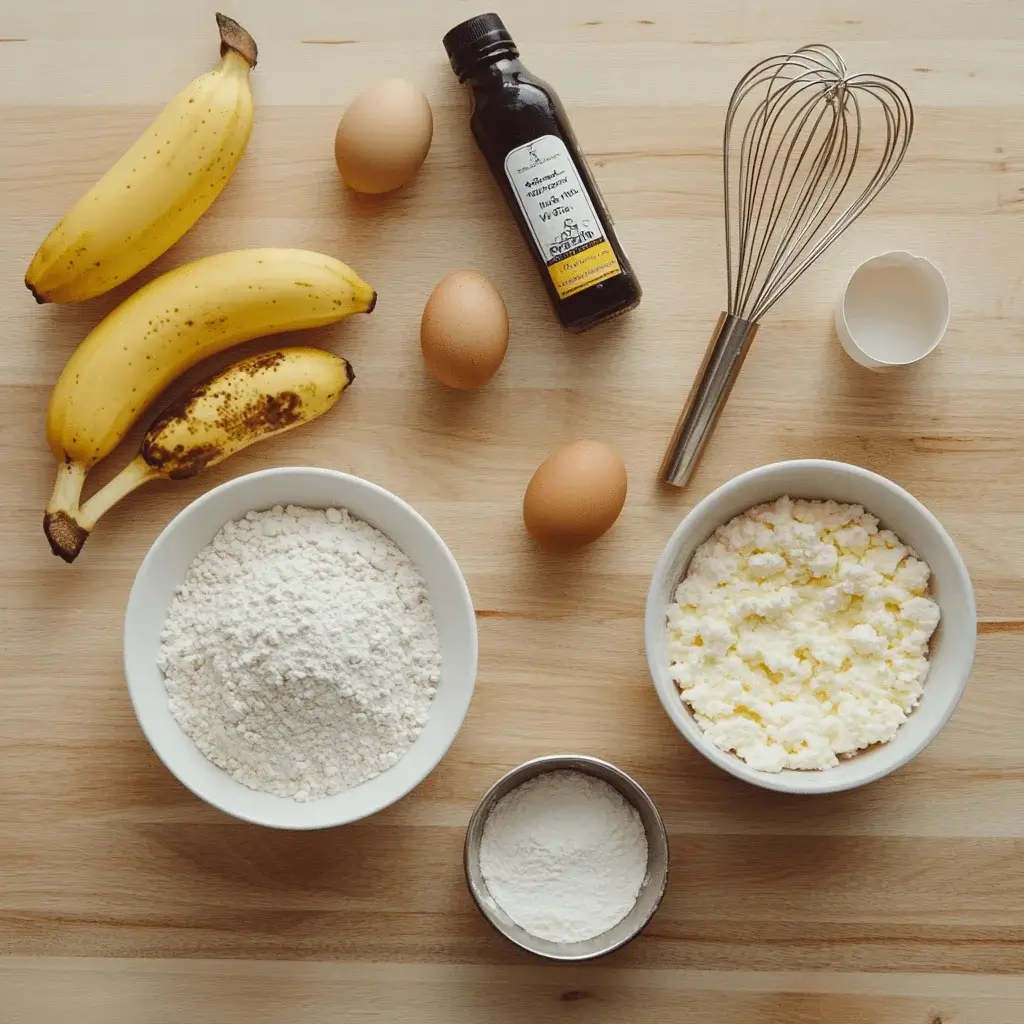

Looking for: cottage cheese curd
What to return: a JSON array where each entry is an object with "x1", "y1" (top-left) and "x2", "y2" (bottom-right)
[{"x1": 666, "y1": 496, "x2": 940, "y2": 772}]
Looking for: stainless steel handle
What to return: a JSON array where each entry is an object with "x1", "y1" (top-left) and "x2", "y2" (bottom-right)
[{"x1": 659, "y1": 312, "x2": 759, "y2": 488}]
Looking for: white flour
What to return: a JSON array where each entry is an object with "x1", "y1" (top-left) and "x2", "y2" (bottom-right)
[
  {"x1": 158, "y1": 504, "x2": 441, "y2": 801},
  {"x1": 478, "y1": 770, "x2": 649, "y2": 943}
]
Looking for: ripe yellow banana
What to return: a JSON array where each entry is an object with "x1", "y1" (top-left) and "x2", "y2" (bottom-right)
[
  {"x1": 45, "y1": 348, "x2": 354, "y2": 562},
  {"x1": 44, "y1": 247, "x2": 375, "y2": 535},
  {"x1": 25, "y1": 13, "x2": 257, "y2": 304}
]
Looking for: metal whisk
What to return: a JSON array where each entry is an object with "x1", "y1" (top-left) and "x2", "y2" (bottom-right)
[{"x1": 660, "y1": 45, "x2": 913, "y2": 487}]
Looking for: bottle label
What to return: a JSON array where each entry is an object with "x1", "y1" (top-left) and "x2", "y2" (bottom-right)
[{"x1": 504, "y1": 135, "x2": 622, "y2": 300}]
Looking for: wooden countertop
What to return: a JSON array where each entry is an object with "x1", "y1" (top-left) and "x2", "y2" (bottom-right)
[{"x1": 2, "y1": 1, "x2": 1022, "y2": 1020}]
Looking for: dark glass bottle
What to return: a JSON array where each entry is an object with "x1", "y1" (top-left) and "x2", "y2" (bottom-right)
[{"x1": 443, "y1": 14, "x2": 642, "y2": 333}]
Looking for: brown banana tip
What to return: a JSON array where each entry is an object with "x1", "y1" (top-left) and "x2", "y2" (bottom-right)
[
  {"x1": 43, "y1": 510, "x2": 89, "y2": 564},
  {"x1": 366, "y1": 290, "x2": 378, "y2": 314},
  {"x1": 345, "y1": 361, "x2": 356, "y2": 386},
  {"x1": 216, "y1": 12, "x2": 258, "y2": 67},
  {"x1": 25, "y1": 278, "x2": 46, "y2": 304}
]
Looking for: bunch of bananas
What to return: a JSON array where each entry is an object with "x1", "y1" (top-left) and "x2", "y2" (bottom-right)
[{"x1": 29, "y1": 15, "x2": 377, "y2": 563}]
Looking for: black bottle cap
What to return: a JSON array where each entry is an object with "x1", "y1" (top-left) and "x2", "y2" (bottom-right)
[{"x1": 442, "y1": 13, "x2": 518, "y2": 80}]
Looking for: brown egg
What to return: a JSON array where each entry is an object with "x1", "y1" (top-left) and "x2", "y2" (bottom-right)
[
  {"x1": 523, "y1": 441, "x2": 628, "y2": 550},
  {"x1": 420, "y1": 270, "x2": 509, "y2": 390},
  {"x1": 334, "y1": 79, "x2": 433, "y2": 194}
]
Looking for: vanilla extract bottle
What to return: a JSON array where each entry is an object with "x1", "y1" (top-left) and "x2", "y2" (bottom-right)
[{"x1": 443, "y1": 13, "x2": 642, "y2": 333}]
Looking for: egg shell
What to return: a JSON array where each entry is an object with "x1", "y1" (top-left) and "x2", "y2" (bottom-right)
[
  {"x1": 334, "y1": 78, "x2": 433, "y2": 194},
  {"x1": 420, "y1": 270, "x2": 509, "y2": 390},
  {"x1": 523, "y1": 440, "x2": 628, "y2": 550}
]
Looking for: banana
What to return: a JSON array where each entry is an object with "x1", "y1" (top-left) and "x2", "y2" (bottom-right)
[
  {"x1": 45, "y1": 348, "x2": 354, "y2": 562},
  {"x1": 44, "y1": 247, "x2": 375, "y2": 534},
  {"x1": 25, "y1": 13, "x2": 257, "y2": 304}
]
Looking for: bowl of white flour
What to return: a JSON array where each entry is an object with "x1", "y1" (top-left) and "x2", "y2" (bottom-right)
[
  {"x1": 646, "y1": 460, "x2": 976, "y2": 794},
  {"x1": 464, "y1": 755, "x2": 669, "y2": 960},
  {"x1": 124, "y1": 467, "x2": 477, "y2": 828}
]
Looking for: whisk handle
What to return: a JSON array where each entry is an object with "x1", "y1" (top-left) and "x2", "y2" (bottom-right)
[{"x1": 659, "y1": 312, "x2": 759, "y2": 487}]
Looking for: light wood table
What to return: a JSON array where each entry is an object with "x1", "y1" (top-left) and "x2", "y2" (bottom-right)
[{"x1": 2, "y1": 1, "x2": 1022, "y2": 1020}]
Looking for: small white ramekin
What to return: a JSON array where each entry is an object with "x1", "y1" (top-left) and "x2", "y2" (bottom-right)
[{"x1": 835, "y1": 250, "x2": 949, "y2": 370}]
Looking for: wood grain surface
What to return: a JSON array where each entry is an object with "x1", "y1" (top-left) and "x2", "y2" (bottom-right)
[{"x1": 2, "y1": 0, "x2": 1022, "y2": 1020}]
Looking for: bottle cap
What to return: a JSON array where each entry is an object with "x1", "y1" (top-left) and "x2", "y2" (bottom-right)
[{"x1": 442, "y1": 14, "x2": 518, "y2": 79}]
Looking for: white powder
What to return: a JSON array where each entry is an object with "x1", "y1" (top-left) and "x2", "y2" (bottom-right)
[
  {"x1": 478, "y1": 770, "x2": 649, "y2": 943},
  {"x1": 158, "y1": 504, "x2": 441, "y2": 801}
]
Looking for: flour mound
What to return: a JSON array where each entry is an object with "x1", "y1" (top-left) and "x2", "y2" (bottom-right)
[
  {"x1": 479, "y1": 770, "x2": 649, "y2": 943},
  {"x1": 158, "y1": 504, "x2": 441, "y2": 802}
]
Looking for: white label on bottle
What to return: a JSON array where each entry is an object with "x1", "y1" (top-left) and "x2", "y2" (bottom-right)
[{"x1": 503, "y1": 134, "x2": 621, "y2": 300}]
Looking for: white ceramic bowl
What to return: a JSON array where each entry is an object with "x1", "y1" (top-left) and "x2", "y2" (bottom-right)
[
  {"x1": 124, "y1": 467, "x2": 478, "y2": 829},
  {"x1": 645, "y1": 460, "x2": 976, "y2": 794}
]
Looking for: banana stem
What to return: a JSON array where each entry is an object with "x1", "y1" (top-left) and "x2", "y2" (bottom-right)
[
  {"x1": 47, "y1": 459, "x2": 88, "y2": 514},
  {"x1": 79, "y1": 456, "x2": 159, "y2": 531},
  {"x1": 43, "y1": 459, "x2": 89, "y2": 563},
  {"x1": 216, "y1": 13, "x2": 257, "y2": 68}
]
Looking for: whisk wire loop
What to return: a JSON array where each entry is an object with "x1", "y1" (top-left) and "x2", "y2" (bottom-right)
[{"x1": 723, "y1": 45, "x2": 913, "y2": 323}]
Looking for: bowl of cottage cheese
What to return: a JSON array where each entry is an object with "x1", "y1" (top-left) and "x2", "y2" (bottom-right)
[{"x1": 645, "y1": 460, "x2": 975, "y2": 794}]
